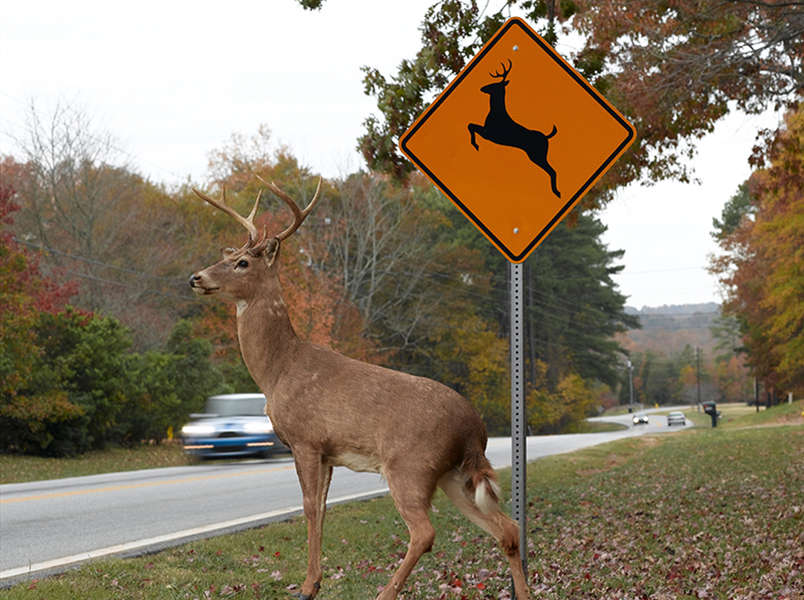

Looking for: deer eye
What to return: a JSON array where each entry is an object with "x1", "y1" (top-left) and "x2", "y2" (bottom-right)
[{"x1": 236, "y1": 259, "x2": 249, "y2": 269}]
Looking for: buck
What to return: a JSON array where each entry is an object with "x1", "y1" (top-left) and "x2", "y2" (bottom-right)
[
  {"x1": 189, "y1": 179, "x2": 531, "y2": 600},
  {"x1": 468, "y1": 59, "x2": 561, "y2": 198}
]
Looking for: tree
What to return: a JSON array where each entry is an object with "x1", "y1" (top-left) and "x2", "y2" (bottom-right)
[
  {"x1": 33, "y1": 309, "x2": 135, "y2": 450},
  {"x1": 710, "y1": 103, "x2": 804, "y2": 394},
  {"x1": 2, "y1": 99, "x2": 200, "y2": 350},
  {"x1": 125, "y1": 320, "x2": 229, "y2": 442},
  {"x1": 301, "y1": 0, "x2": 802, "y2": 203},
  {"x1": 710, "y1": 312, "x2": 744, "y2": 358},
  {"x1": 712, "y1": 183, "x2": 754, "y2": 241},
  {"x1": 0, "y1": 183, "x2": 86, "y2": 455},
  {"x1": 527, "y1": 367, "x2": 597, "y2": 435},
  {"x1": 522, "y1": 210, "x2": 639, "y2": 389},
  {"x1": 6, "y1": 98, "x2": 135, "y2": 304},
  {"x1": 315, "y1": 172, "x2": 464, "y2": 352},
  {"x1": 198, "y1": 129, "x2": 379, "y2": 365}
]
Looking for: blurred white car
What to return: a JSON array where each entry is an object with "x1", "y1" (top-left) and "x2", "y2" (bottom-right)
[
  {"x1": 181, "y1": 393, "x2": 288, "y2": 459},
  {"x1": 632, "y1": 412, "x2": 649, "y2": 425},
  {"x1": 667, "y1": 411, "x2": 686, "y2": 427}
]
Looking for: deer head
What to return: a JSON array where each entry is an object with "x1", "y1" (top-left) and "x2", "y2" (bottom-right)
[
  {"x1": 481, "y1": 59, "x2": 512, "y2": 94},
  {"x1": 189, "y1": 178, "x2": 322, "y2": 304}
]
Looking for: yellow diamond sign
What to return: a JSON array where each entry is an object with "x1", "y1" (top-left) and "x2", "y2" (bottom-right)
[{"x1": 399, "y1": 17, "x2": 636, "y2": 263}]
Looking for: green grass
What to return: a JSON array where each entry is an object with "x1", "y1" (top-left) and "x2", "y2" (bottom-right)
[
  {"x1": 3, "y1": 402, "x2": 802, "y2": 599},
  {"x1": 0, "y1": 443, "x2": 193, "y2": 485},
  {"x1": 563, "y1": 419, "x2": 627, "y2": 434}
]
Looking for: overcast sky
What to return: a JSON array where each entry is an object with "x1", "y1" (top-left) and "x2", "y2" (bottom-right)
[{"x1": 0, "y1": 0, "x2": 781, "y2": 310}]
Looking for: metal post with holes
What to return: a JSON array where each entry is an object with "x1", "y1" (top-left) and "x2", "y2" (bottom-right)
[{"x1": 509, "y1": 261, "x2": 527, "y2": 593}]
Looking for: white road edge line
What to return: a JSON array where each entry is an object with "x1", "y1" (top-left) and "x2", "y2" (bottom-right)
[{"x1": 1, "y1": 486, "x2": 389, "y2": 580}]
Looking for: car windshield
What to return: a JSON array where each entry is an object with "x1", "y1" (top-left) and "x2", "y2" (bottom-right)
[{"x1": 204, "y1": 395, "x2": 266, "y2": 417}]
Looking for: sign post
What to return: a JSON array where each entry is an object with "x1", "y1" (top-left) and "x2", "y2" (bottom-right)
[
  {"x1": 399, "y1": 16, "x2": 636, "y2": 591},
  {"x1": 509, "y1": 262, "x2": 526, "y2": 580}
]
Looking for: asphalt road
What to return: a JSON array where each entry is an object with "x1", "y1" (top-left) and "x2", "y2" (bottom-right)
[{"x1": 0, "y1": 408, "x2": 690, "y2": 583}]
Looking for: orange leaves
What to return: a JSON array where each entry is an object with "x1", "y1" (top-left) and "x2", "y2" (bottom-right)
[{"x1": 712, "y1": 104, "x2": 804, "y2": 393}]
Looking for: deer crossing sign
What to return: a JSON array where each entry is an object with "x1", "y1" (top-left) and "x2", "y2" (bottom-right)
[{"x1": 400, "y1": 17, "x2": 636, "y2": 263}]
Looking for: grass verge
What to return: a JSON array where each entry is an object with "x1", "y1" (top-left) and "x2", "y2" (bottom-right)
[
  {"x1": 2, "y1": 403, "x2": 802, "y2": 599},
  {"x1": 0, "y1": 443, "x2": 192, "y2": 485}
]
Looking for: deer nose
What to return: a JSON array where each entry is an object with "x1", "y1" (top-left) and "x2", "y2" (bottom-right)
[{"x1": 189, "y1": 274, "x2": 201, "y2": 288}]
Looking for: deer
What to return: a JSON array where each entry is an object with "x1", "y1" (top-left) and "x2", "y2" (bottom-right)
[
  {"x1": 468, "y1": 59, "x2": 561, "y2": 198},
  {"x1": 189, "y1": 178, "x2": 532, "y2": 600}
]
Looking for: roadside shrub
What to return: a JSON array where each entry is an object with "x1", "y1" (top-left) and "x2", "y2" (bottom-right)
[{"x1": 2, "y1": 312, "x2": 230, "y2": 456}]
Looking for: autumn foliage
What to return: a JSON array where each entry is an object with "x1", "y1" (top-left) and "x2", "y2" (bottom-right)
[
  {"x1": 346, "y1": 0, "x2": 803, "y2": 209},
  {"x1": 711, "y1": 103, "x2": 804, "y2": 396},
  {"x1": 0, "y1": 183, "x2": 85, "y2": 453}
]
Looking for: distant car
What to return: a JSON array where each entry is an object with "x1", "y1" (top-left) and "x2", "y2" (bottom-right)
[
  {"x1": 181, "y1": 393, "x2": 288, "y2": 459},
  {"x1": 632, "y1": 412, "x2": 649, "y2": 425},
  {"x1": 667, "y1": 411, "x2": 686, "y2": 427}
]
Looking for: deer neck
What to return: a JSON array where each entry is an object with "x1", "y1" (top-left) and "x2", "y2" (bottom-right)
[
  {"x1": 487, "y1": 89, "x2": 507, "y2": 115},
  {"x1": 235, "y1": 283, "x2": 300, "y2": 394}
]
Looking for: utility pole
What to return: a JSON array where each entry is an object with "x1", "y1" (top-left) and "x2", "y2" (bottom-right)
[
  {"x1": 696, "y1": 347, "x2": 701, "y2": 408},
  {"x1": 627, "y1": 360, "x2": 634, "y2": 412}
]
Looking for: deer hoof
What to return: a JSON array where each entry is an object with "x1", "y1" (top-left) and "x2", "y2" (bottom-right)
[{"x1": 290, "y1": 581, "x2": 320, "y2": 600}]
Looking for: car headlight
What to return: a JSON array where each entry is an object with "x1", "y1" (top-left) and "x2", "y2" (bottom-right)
[
  {"x1": 244, "y1": 421, "x2": 273, "y2": 434},
  {"x1": 182, "y1": 424, "x2": 215, "y2": 436}
]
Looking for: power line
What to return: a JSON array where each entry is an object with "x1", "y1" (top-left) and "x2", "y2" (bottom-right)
[
  {"x1": 42, "y1": 265, "x2": 189, "y2": 301},
  {"x1": 13, "y1": 237, "x2": 185, "y2": 285}
]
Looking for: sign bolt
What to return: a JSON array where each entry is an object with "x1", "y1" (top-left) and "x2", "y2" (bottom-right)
[{"x1": 513, "y1": 228, "x2": 520, "y2": 234}]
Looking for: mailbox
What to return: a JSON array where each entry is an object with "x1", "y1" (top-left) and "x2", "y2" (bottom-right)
[{"x1": 702, "y1": 401, "x2": 720, "y2": 428}]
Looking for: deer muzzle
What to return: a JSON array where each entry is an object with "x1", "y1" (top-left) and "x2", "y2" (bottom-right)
[{"x1": 189, "y1": 273, "x2": 218, "y2": 295}]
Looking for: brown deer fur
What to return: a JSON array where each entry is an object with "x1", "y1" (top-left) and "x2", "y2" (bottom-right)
[{"x1": 189, "y1": 180, "x2": 531, "y2": 600}]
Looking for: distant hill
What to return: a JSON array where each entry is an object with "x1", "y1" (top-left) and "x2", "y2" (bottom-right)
[
  {"x1": 624, "y1": 302, "x2": 720, "y2": 316},
  {"x1": 617, "y1": 303, "x2": 720, "y2": 355}
]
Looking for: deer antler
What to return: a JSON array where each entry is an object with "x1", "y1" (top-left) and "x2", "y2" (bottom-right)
[
  {"x1": 193, "y1": 186, "x2": 264, "y2": 244},
  {"x1": 490, "y1": 59, "x2": 512, "y2": 80},
  {"x1": 257, "y1": 176, "x2": 323, "y2": 241}
]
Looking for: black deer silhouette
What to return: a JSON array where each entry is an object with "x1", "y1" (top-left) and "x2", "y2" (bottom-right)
[{"x1": 468, "y1": 60, "x2": 561, "y2": 198}]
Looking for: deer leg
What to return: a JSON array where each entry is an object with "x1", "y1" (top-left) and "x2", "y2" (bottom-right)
[
  {"x1": 375, "y1": 473, "x2": 437, "y2": 600},
  {"x1": 438, "y1": 473, "x2": 531, "y2": 600},
  {"x1": 468, "y1": 124, "x2": 483, "y2": 150},
  {"x1": 545, "y1": 162, "x2": 560, "y2": 198},
  {"x1": 292, "y1": 450, "x2": 333, "y2": 600},
  {"x1": 527, "y1": 149, "x2": 561, "y2": 199}
]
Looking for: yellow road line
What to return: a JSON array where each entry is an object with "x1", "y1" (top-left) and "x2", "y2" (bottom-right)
[{"x1": 0, "y1": 465, "x2": 296, "y2": 505}]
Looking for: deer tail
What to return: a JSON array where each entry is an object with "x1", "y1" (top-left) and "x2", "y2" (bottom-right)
[
  {"x1": 462, "y1": 451, "x2": 502, "y2": 515},
  {"x1": 547, "y1": 124, "x2": 558, "y2": 139}
]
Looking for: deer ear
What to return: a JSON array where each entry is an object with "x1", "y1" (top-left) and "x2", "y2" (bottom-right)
[
  {"x1": 220, "y1": 246, "x2": 238, "y2": 258},
  {"x1": 263, "y1": 238, "x2": 281, "y2": 267}
]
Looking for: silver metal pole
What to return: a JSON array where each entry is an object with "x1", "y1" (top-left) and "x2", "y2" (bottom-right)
[
  {"x1": 509, "y1": 261, "x2": 527, "y2": 585},
  {"x1": 628, "y1": 360, "x2": 633, "y2": 410}
]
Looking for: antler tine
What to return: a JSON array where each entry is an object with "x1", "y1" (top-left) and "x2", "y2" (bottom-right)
[
  {"x1": 490, "y1": 59, "x2": 512, "y2": 79},
  {"x1": 193, "y1": 186, "x2": 262, "y2": 242},
  {"x1": 256, "y1": 176, "x2": 323, "y2": 242}
]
